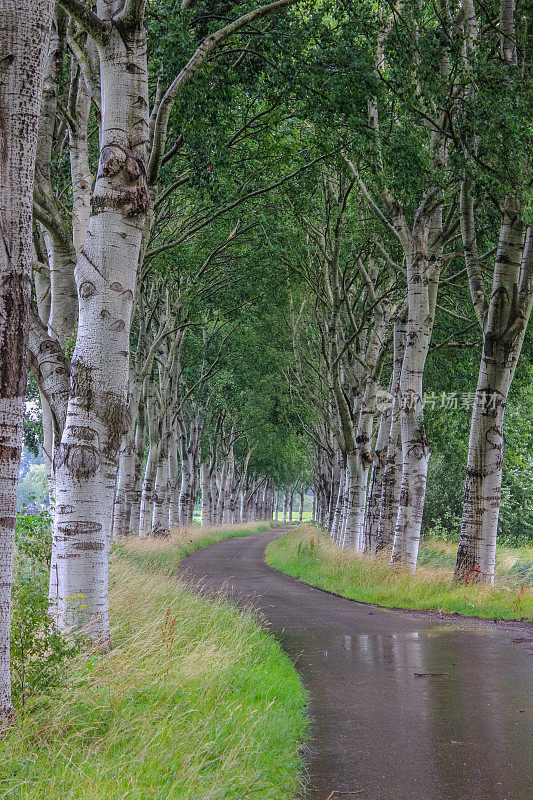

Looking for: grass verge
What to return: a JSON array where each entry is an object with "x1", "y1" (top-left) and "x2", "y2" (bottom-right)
[
  {"x1": 1, "y1": 523, "x2": 308, "y2": 799},
  {"x1": 266, "y1": 525, "x2": 533, "y2": 621}
]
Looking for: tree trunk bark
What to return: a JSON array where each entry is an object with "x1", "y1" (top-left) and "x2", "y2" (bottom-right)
[
  {"x1": 113, "y1": 425, "x2": 136, "y2": 538},
  {"x1": 331, "y1": 465, "x2": 345, "y2": 542},
  {"x1": 138, "y1": 393, "x2": 158, "y2": 539},
  {"x1": 364, "y1": 406, "x2": 392, "y2": 553},
  {"x1": 377, "y1": 320, "x2": 406, "y2": 552},
  {"x1": 455, "y1": 214, "x2": 531, "y2": 583},
  {"x1": 343, "y1": 453, "x2": 369, "y2": 551},
  {"x1": 222, "y1": 449, "x2": 234, "y2": 525},
  {"x1": 167, "y1": 434, "x2": 180, "y2": 527},
  {"x1": 151, "y1": 449, "x2": 169, "y2": 536},
  {"x1": 391, "y1": 244, "x2": 439, "y2": 572},
  {"x1": 179, "y1": 456, "x2": 195, "y2": 526},
  {"x1": 200, "y1": 462, "x2": 212, "y2": 527},
  {"x1": 288, "y1": 487, "x2": 294, "y2": 522},
  {"x1": 128, "y1": 412, "x2": 145, "y2": 536},
  {"x1": 0, "y1": 0, "x2": 54, "y2": 724},
  {"x1": 210, "y1": 469, "x2": 219, "y2": 525}
]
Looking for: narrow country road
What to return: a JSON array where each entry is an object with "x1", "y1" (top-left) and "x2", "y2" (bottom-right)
[{"x1": 181, "y1": 528, "x2": 533, "y2": 800}]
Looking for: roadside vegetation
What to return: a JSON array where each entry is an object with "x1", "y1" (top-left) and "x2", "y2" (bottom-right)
[
  {"x1": 1, "y1": 518, "x2": 308, "y2": 799},
  {"x1": 266, "y1": 525, "x2": 533, "y2": 621}
]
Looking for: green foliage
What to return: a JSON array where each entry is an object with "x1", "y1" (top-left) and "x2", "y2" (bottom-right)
[
  {"x1": 10, "y1": 578, "x2": 81, "y2": 710},
  {"x1": 422, "y1": 356, "x2": 533, "y2": 544},
  {"x1": 15, "y1": 507, "x2": 52, "y2": 578},
  {"x1": 16, "y1": 465, "x2": 49, "y2": 510},
  {"x1": 23, "y1": 372, "x2": 43, "y2": 456}
]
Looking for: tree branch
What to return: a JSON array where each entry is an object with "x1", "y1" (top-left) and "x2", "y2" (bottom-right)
[
  {"x1": 148, "y1": 0, "x2": 296, "y2": 182},
  {"x1": 28, "y1": 310, "x2": 70, "y2": 436},
  {"x1": 57, "y1": 0, "x2": 108, "y2": 45},
  {"x1": 342, "y1": 155, "x2": 401, "y2": 244},
  {"x1": 115, "y1": 0, "x2": 147, "y2": 28}
]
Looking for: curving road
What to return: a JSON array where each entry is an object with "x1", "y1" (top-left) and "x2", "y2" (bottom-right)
[{"x1": 181, "y1": 528, "x2": 533, "y2": 800}]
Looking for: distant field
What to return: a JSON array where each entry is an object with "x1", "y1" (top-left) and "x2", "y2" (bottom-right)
[{"x1": 123, "y1": 519, "x2": 277, "y2": 573}]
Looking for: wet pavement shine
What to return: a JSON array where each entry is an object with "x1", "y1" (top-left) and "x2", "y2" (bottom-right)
[{"x1": 181, "y1": 528, "x2": 533, "y2": 800}]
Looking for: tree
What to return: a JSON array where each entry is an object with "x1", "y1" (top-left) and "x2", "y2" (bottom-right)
[
  {"x1": 0, "y1": 0, "x2": 54, "y2": 724},
  {"x1": 452, "y1": 0, "x2": 532, "y2": 583}
]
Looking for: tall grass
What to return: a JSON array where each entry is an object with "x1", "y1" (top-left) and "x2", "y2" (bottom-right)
[
  {"x1": 1, "y1": 523, "x2": 308, "y2": 799},
  {"x1": 266, "y1": 525, "x2": 533, "y2": 621}
]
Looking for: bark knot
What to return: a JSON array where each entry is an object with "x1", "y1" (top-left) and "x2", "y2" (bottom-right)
[{"x1": 93, "y1": 144, "x2": 149, "y2": 218}]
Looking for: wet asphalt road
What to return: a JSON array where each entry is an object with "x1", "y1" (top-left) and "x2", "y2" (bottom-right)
[{"x1": 181, "y1": 528, "x2": 533, "y2": 800}]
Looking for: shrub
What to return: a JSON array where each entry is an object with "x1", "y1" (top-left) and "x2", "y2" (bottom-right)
[
  {"x1": 15, "y1": 504, "x2": 52, "y2": 580},
  {"x1": 11, "y1": 509, "x2": 81, "y2": 711},
  {"x1": 10, "y1": 577, "x2": 81, "y2": 710}
]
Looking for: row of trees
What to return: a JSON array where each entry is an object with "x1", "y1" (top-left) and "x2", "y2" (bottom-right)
[
  {"x1": 0, "y1": 0, "x2": 310, "y2": 723},
  {"x1": 0, "y1": 0, "x2": 531, "y2": 724},
  {"x1": 282, "y1": 0, "x2": 531, "y2": 584}
]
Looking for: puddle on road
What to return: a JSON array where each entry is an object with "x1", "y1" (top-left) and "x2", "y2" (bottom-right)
[{"x1": 279, "y1": 624, "x2": 533, "y2": 800}]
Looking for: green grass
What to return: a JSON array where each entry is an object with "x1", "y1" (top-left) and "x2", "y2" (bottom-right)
[
  {"x1": 266, "y1": 525, "x2": 533, "y2": 621},
  {"x1": 1, "y1": 523, "x2": 308, "y2": 799}
]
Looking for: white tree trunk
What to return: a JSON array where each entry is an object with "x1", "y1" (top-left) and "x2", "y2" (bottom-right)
[
  {"x1": 455, "y1": 217, "x2": 532, "y2": 583},
  {"x1": 210, "y1": 469, "x2": 219, "y2": 525},
  {"x1": 377, "y1": 320, "x2": 406, "y2": 552},
  {"x1": 128, "y1": 414, "x2": 145, "y2": 535},
  {"x1": 364, "y1": 407, "x2": 392, "y2": 552},
  {"x1": 138, "y1": 391, "x2": 158, "y2": 539},
  {"x1": 200, "y1": 462, "x2": 212, "y2": 527},
  {"x1": 151, "y1": 451, "x2": 169, "y2": 536},
  {"x1": 331, "y1": 465, "x2": 349, "y2": 544},
  {"x1": 113, "y1": 426, "x2": 136, "y2": 538},
  {"x1": 139, "y1": 445, "x2": 157, "y2": 539},
  {"x1": 179, "y1": 459, "x2": 195, "y2": 526},
  {"x1": 222, "y1": 449, "x2": 234, "y2": 525},
  {"x1": 392, "y1": 240, "x2": 439, "y2": 571},
  {"x1": 343, "y1": 453, "x2": 369, "y2": 552},
  {"x1": 282, "y1": 490, "x2": 288, "y2": 522},
  {"x1": 51, "y1": 7, "x2": 150, "y2": 642},
  {"x1": 168, "y1": 441, "x2": 180, "y2": 528}
]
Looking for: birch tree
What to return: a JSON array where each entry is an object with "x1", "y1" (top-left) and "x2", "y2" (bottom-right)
[{"x1": 453, "y1": 0, "x2": 532, "y2": 582}]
